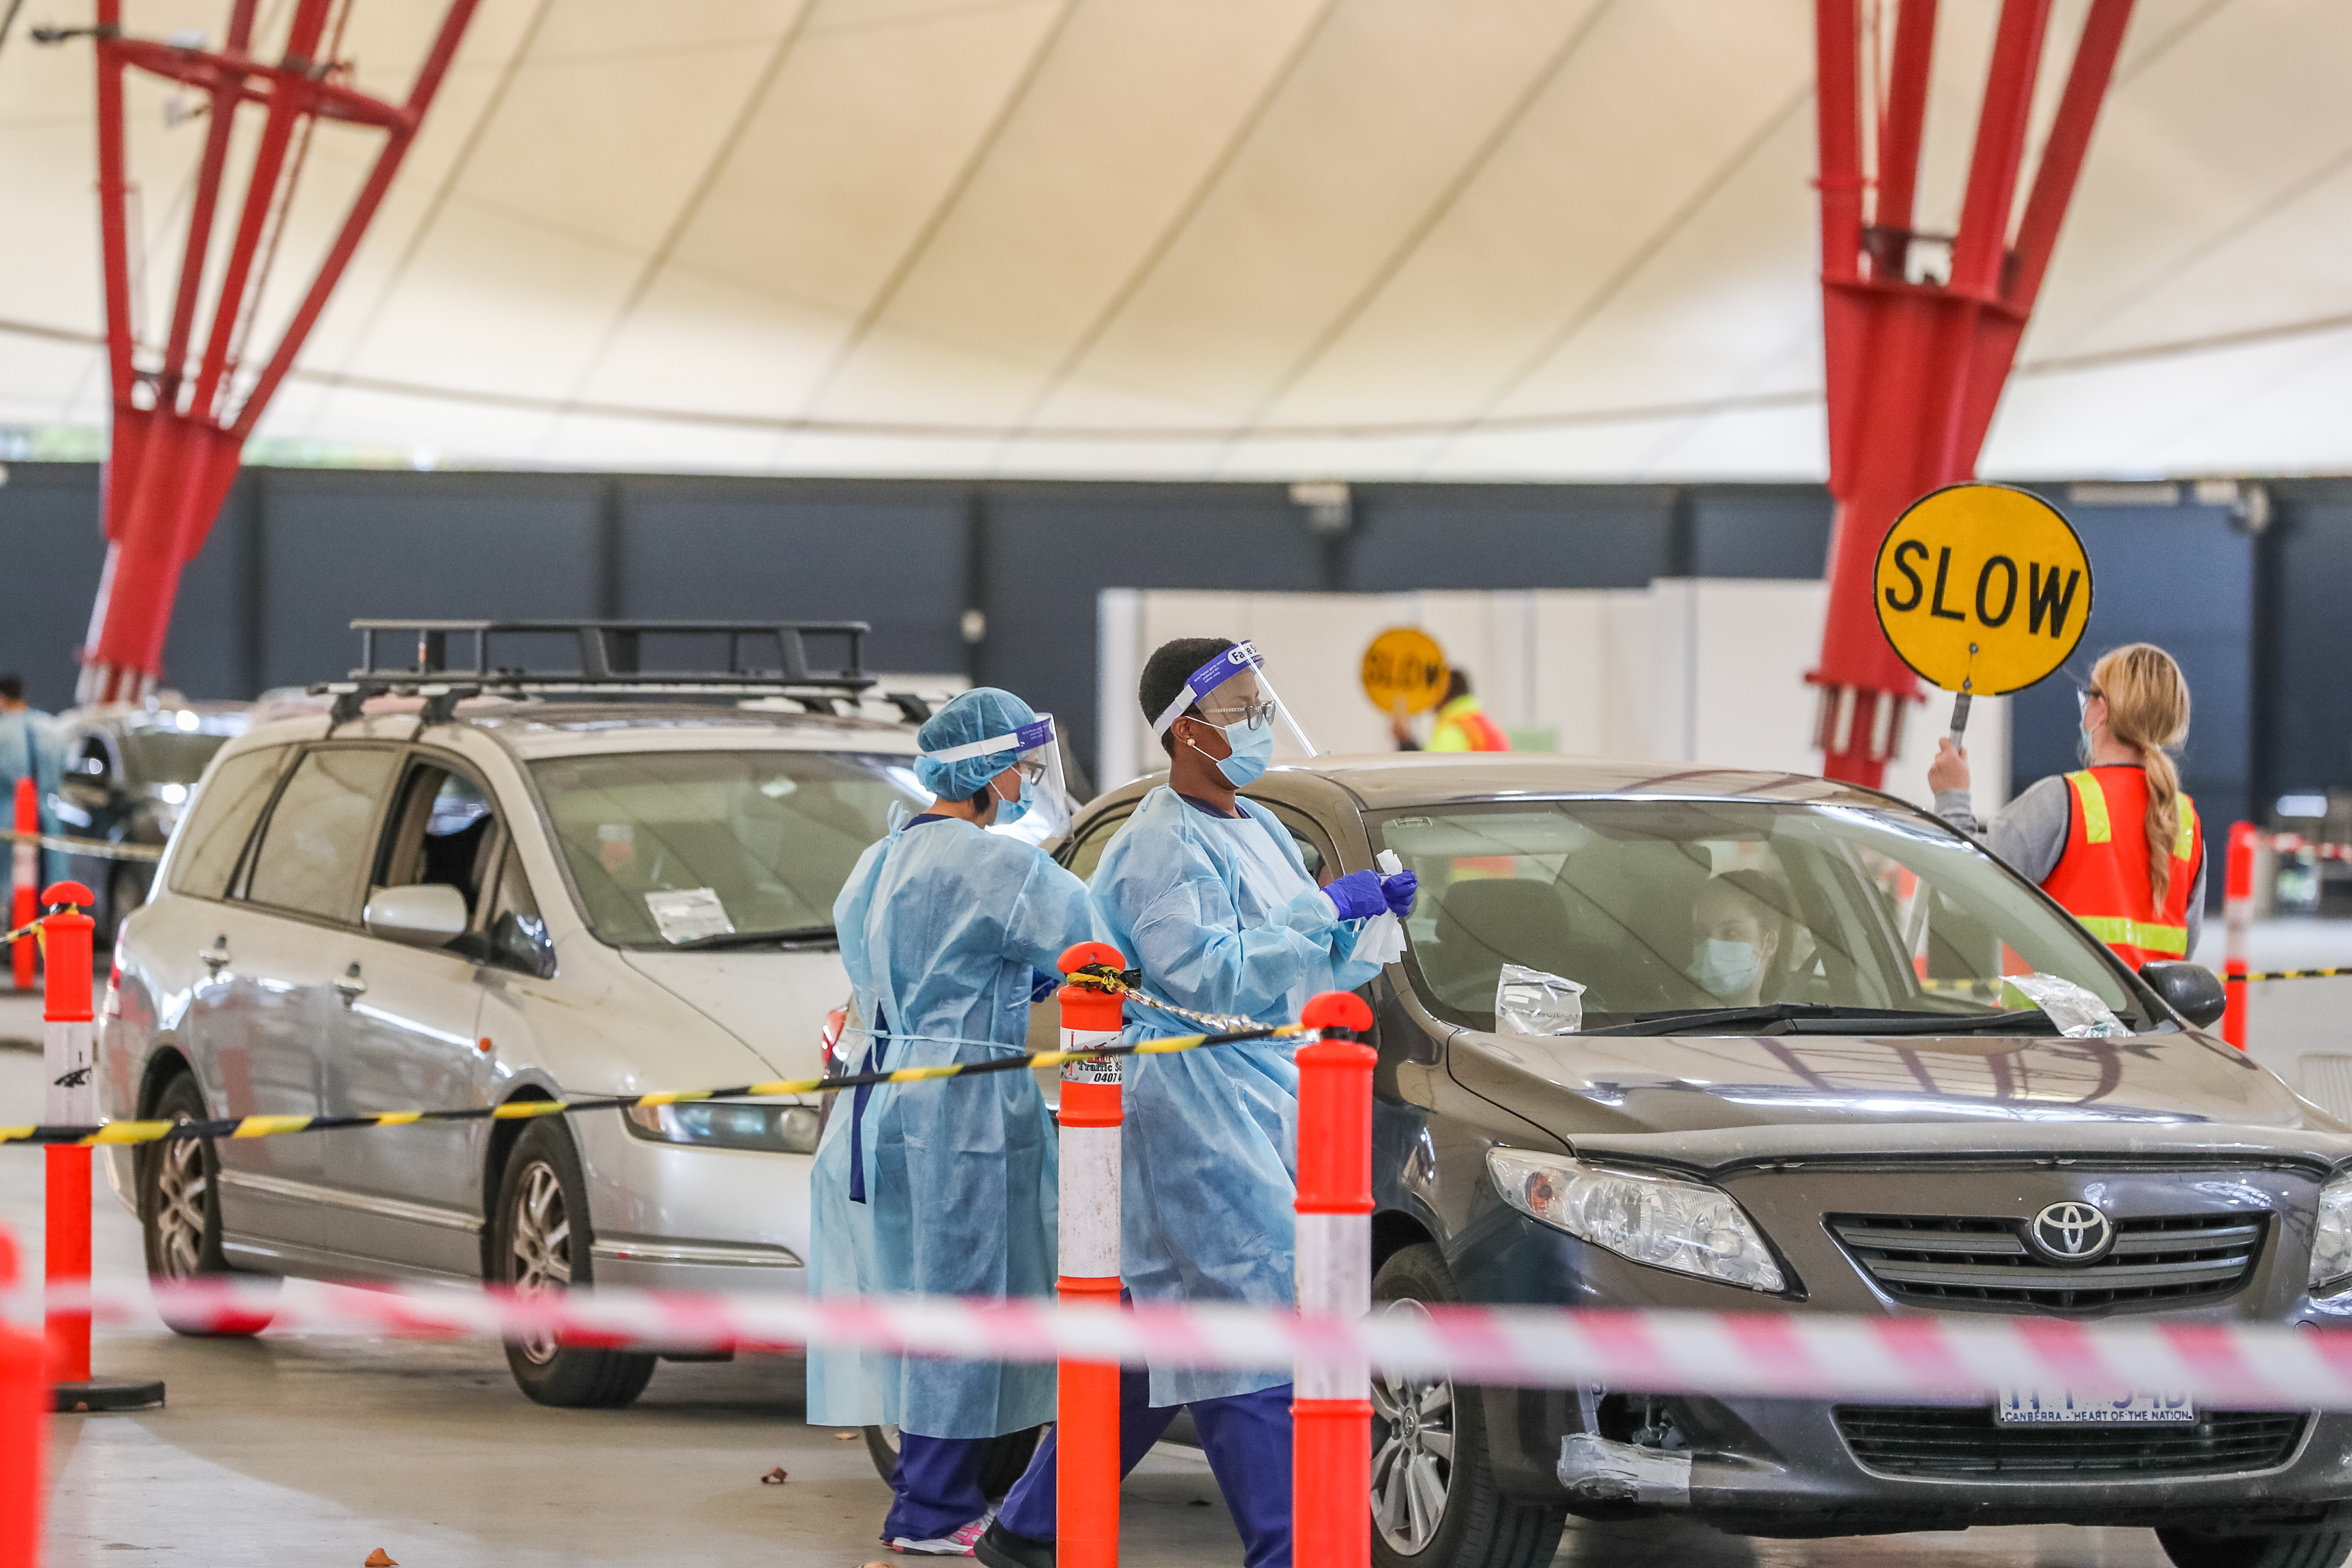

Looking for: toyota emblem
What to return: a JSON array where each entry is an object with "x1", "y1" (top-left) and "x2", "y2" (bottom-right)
[{"x1": 2028, "y1": 1201, "x2": 2115, "y2": 1264}]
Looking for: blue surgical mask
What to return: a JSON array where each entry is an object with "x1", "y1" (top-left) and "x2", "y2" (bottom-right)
[
  {"x1": 990, "y1": 771, "x2": 1031, "y2": 825},
  {"x1": 1689, "y1": 939, "x2": 1763, "y2": 999},
  {"x1": 2076, "y1": 725, "x2": 2094, "y2": 767},
  {"x1": 1212, "y1": 720, "x2": 1274, "y2": 788}
]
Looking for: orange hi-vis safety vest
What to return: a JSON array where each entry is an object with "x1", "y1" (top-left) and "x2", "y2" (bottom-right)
[
  {"x1": 1428, "y1": 695, "x2": 1510, "y2": 753},
  {"x1": 2040, "y1": 765, "x2": 2202, "y2": 968}
]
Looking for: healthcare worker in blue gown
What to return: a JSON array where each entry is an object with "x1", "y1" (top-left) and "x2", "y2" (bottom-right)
[
  {"x1": 808, "y1": 688, "x2": 1095, "y2": 1557},
  {"x1": 979, "y1": 639, "x2": 1415, "y2": 1568}
]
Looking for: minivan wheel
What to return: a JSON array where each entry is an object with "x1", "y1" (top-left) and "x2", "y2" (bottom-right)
[
  {"x1": 863, "y1": 1421, "x2": 1041, "y2": 1499},
  {"x1": 491, "y1": 1119, "x2": 655, "y2": 1409},
  {"x1": 138, "y1": 1073, "x2": 275, "y2": 1337},
  {"x1": 2158, "y1": 1528, "x2": 2352, "y2": 1568},
  {"x1": 1370, "y1": 1244, "x2": 1566, "y2": 1568}
]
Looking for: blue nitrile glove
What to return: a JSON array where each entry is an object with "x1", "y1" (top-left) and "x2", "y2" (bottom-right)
[
  {"x1": 1028, "y1": 969, "x2": 1059, "y2": 1004},
  {"x1": 1381, "y1": 869, "x2": 1419, "y2": 918},
  {"x1": 1324, "y1": 869, "x2": 1388, "y2": 922}
]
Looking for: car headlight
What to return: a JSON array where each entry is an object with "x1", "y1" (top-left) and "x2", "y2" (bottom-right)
[
  {"x1": 1488, "y1": 1149, "x2": 1786, "y2": 1292},
  {"x1": 622, "y1": 1101, "x2": 819, "y2": 1155},
  {"x1": 2312, "y1": 1172, "x2": 2352, "y2": 1291}
]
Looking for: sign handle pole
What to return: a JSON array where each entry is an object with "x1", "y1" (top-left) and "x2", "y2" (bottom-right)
[{"x1": 1948, "y1": 691, "x2": 1972, "y2": 750}]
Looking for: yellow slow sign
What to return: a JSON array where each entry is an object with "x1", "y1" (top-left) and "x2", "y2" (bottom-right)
[
  {"x1": 1873, "y1": 484, "x2": 2092, "y2": 696},
  {"x1": 1361, "y1": 626, "x2": 1450, "y2": 716}
]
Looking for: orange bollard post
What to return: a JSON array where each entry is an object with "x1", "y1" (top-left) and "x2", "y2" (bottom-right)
[
  {"x1": 8, "y1": 780, "x2": 34, "y2": 993},
  {"x1": 40, "y1": 883, "x2": 161, "y2": 1413},
  {"x1": 1293, "y1": 991, "x2": 1377, "y2": 1568},
  {"x1": 1055, "y1": 942, "x2": 1129, "y2": 1568},
  {"x1": 0, "y1": 1230, "x2": 45, "y2": 1568},
  {"x1": 2223, "y1": 822, "x2": 2257, "y2": 1052}
]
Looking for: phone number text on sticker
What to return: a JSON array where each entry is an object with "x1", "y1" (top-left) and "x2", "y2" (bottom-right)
[{"x1": 1997, "y1": 1388, "x2": 2196, "y2": 1424}]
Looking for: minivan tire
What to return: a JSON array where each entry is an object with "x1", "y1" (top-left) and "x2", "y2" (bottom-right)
[
  {"x1": 491, "y1": 1118, "x2": 656, "y2": 1409},
  {"x1": 2158, "y1": 1529, "x2": 2352, "y2": 1568},
  {"x1": 139, "y1": 1072, "x2": 275, "y2": 1337},
  {"x1": 1371, "y1": 1244, "x2": 1566, "y2": 1568}
]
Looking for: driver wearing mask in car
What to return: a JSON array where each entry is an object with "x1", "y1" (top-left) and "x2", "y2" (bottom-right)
[{"x1": 1689, "y1": 871, "x2": 1789, "y2": 1007}]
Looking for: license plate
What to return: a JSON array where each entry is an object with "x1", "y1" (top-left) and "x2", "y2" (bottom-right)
[{"x1": 1996, "y1": 1387, "x2": 2196, "y2": 1424}]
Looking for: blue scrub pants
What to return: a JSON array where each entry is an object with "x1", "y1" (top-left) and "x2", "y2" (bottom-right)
[
  {"x1": 996, "y1": 1369, "x2": 1294, "y2": 1568},
  {"x1": 885, "y1": 1434, "x2": 996, "y2": 1544}
]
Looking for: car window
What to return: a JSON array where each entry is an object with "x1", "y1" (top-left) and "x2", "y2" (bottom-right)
[
  {"x1": 1375, "y1": 799, "x2": 2144, "y2": 1033},
  {"x1": 69, "y1": 736, "x2": 110, "y2": 781},
  {"x1": 375, "y1": 760, "x2": 500, "y2": 922},
  {"x1": 1259, "y1": 802, "x2": 1332, "y2": 885},
  {"x1": 1060, "y1": 811, "x2": 1131, "y2": 884},
  {"x1": 484, "y1": 838, "x2": 552, "y2": 976},
  {"x1": 166, "y1": 745, "x2": 290, "y2": 900},
  {"x1": 243, "y1": 747, "x2": 403, "y2": 923},
  {"x1": 119, "y1": 729, "x2": 232, "y2": 785},
  {"x1": 530, "y1": 750, "x2": 926, "y2": 948}
]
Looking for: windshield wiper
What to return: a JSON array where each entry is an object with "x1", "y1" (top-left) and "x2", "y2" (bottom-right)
[
  {"x1": 1581, "y1": 1004, "x2": 2063, "y2": 1039},
  {"x1": 659, "y1": 925, "x2": 836, "y2": 951}
]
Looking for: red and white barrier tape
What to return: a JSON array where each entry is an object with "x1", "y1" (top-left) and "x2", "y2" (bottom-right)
[{"x1": 31, "y1": 1277, "x2": 2352, "y2": 1411}]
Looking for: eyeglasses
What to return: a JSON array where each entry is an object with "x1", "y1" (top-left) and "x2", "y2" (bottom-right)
[
  {"x1": 1014, "y1": 758, "x2": 1048, "y2": 786},
  {"x1": 2076, "y1": 687, "x2": 2105, "y2": 715},
  {"x1": 1198, "y1": 698, "x2": 1277, "y2": 731}
]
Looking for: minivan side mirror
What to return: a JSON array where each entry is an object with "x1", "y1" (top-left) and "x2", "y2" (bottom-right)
[
  {"x1": 2140, "y1": 960, "x2": 2227, "y2": 1029},
  {"x1": 365, "y1": 883, "x2": 470, "y2": 949}
]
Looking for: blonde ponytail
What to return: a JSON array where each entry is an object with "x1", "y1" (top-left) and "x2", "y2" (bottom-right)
[{"x1": 2090, "y1": 644, "x2": 2192, "y2": 915}]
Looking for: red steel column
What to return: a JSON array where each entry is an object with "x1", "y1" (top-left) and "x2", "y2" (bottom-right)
[
  {"x1": 1809, "y1": 0, "x2": 2137, "y2": 785},
  {"x1": 8, "y1": 782, "x2": 33, "y2": 992},
  {"x1": 2223, "y1": 822, "x2": 2257, "y2": 1051},
  {"x1": 41, "y1": 883, "x2": 96, "y2": 1389},
  {"x1": 1056, "y1": 942, "x2": 1129, "y2": 1568},
  {"x1": 1293, "y1": 991, "x2": 1377, "y2": 1568}
]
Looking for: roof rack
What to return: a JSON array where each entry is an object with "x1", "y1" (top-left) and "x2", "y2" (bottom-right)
[{"x1": 315, "y1": 618, "x2": 878, "y2": 724}]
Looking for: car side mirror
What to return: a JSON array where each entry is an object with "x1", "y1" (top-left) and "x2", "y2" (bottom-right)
[
  {"x1": 490, "y1": 910, "x2": 557, "y2": 979},
  {"x1": 2140, "y1": 960, "x2": 2227, "y2": 1028},
  {"x1": 364, "y1": 883, "x2": 470, "y2": 949}
]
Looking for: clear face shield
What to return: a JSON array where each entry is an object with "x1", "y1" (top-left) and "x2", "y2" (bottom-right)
[
  {"x1": 921, "y1": 713, "x2": 1076, "y2": 845},
  {"x1": 1149, "y1": 640, "x2": 1319, "y2": 759}
]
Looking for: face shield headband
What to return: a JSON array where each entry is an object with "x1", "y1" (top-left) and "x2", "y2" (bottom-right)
[
  {"x1": 1150, "y1": 641, "x2": 1319, "y2": 757},
  {"x1": 921, "y1": 714, "x2": 1074, "y2": 832}
]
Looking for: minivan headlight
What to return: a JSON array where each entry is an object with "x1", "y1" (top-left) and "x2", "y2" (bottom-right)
[
  {"x1": 2312, "y1": 1171, "x2": 2352, "y2": 1291},
  {"x1": 1488, "y1": 1149, "x2": 1786, "y2": 1292},
  {"x1": 622, "y1": 1102, "x2": 819, "y2": 1155}
]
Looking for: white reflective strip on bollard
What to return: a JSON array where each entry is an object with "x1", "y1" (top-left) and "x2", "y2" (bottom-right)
[
  {"x1": 1293, "y1": 1210, "x2": 1368, "y2": 1401},
  {"x1": 46, "y1": 1019, "x2": 94, "y2": 1124},
  {"x1": 1059, "y1": 1027, "x2": 1122, "y2": 1283},
  {"x1": 8, "y1": 843, "x2": 31, "y2": 886}
]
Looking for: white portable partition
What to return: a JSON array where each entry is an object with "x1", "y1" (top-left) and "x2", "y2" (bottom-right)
[{"x1": 1096, "y1": 584, "x2": 2008, "y2": 816}]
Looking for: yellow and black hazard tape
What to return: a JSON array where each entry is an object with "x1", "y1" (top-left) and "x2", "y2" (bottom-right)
[
  {"x1": 0, "y1": 1020, "x2": 1315, "y2": 1149},
  {"x1": 1063, "y1": 960, "x2": 1262, "y2": 1033},
  {"x1": 2238, "y1": 967, "x2": 2352, "y2": 982},
  {"x1": 0, "y1": 827, "x2": 163, "y2": 863}
]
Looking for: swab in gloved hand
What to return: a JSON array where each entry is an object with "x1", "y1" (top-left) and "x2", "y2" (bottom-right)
[
  {"x1": 1324, "y1": 869, "x2": 1388, "y2": 922},
  {"x1": 1350, "y1": 852, "x2": 1411, "y2": 965}
]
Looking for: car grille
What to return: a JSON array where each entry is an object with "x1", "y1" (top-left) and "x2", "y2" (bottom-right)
[
  {"x1": 1834, "y1": 1405, "x2": 2307, "y2": 1478},
  {"x1": 1828, "y1": 1212, "x2": 2265, "y2": 1311}
]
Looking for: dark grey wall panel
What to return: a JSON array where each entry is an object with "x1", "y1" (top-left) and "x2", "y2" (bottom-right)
[
  {"x1": 981, "y1": 484, "x2": 1326, "y2": 768},
  {"x1": 159, "y1": 472, "x2": 258, "y2": 702},
  {"x1": 617, "y1": 479, "x2": 967, "y2": 676},
  {"x1": 2005, "y1": 498, "x2": 2254, "y2": 838},
  {"x1": 0, "y1": 463, "x2": 106, "y2": 711},
  {"x1": 2261, "y1": 481, "x2": 2352, "y2": 807},
  {"x1": 1689, "y1": 485, "x2": 1836, "y2": 578},
  {"x1": 1349, "y1": 485, "x2": 1676, "y2": 590},
  {"x1": 256, "y1": 471, "x2": 602, "y2": 691}
]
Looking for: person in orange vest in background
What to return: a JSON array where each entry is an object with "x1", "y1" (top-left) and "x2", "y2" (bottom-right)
[
  {"x1": 1929, "y1": 643, "x2": 2205, "y2": 968},
  {"x1": 1389, "y1": 669, "x2": 1510, "y2": 752}
]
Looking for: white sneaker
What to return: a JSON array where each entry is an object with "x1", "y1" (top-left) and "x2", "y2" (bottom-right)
[{"x1": 886, "y1": 1515, "x2": 990, "y2": 1557}]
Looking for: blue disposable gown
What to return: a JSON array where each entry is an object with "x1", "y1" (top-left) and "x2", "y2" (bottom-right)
[
  {"x1": 1088, "y1": 786, "x2": 1383, "y2": 1405},
  {"x1": 807, "y1": 816, "x2": 1093, "y2": 1438}
]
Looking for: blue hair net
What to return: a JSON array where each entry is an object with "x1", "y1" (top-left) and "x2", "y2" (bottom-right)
[{"x1": 914, "y1": 687, "x2": 1044, "y2": 800}]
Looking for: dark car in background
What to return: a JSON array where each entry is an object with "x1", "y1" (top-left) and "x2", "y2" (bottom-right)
[
  {"x1": 1056, "y1": 754, "x2": 2349, "y2": 1568},
  {"x1": 48, "y1": 702, "x2": 249, "y2": 941}
]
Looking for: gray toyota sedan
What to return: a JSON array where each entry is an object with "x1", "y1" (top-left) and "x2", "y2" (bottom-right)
[{"x1": 1057, "y1": 754, "x2": 2352, "y2": 1568}]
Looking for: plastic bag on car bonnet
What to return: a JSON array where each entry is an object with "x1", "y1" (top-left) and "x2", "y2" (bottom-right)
[
  {"x1": 1496, "y1": 964, "x2": 1586, "y2": 1037},
  {"x1": 1349, "y1": 850, "x2": 1409, "y2": 966},
  {"x1": 2003, "y1": 971, "x2": 2125, "y2": 1038}
]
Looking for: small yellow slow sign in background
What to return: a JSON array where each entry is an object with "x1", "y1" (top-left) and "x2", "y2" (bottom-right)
[
  {"x1": 1361, "y1": 626, "x2": 1450, "y2": 716},
  {"x1": 1874, "y1": 483, "x2": 2093, "y2": 696}
]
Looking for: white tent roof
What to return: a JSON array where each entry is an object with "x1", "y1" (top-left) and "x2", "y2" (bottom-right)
[{"x1": 3, "y1": 0, "x2": 2348, "y2": 480}]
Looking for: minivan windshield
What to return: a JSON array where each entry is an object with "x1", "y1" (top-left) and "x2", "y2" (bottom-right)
[
  {"x1": 1375, "y1": 799, "x2": 2148, "y2": 1035},
  {"x1": 531, "y1": 750, "x2": 927, "y2": 949},
  {"x1": 120, "y1": 729, "x2": 233, "y2": 784}
]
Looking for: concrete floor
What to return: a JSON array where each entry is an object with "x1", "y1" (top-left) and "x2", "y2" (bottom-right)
[{"x1": 6, "y1": 934, "x2": 2342, "y2": 1566}]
